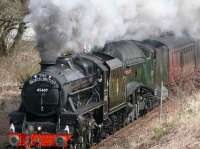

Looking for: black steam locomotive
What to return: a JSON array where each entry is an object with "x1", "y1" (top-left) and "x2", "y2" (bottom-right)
[{"x1": 8, "y1": 35, "x2": 200, "y2": 148}]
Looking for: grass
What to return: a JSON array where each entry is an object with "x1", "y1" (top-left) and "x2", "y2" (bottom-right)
[
  {"x1": 149, "y1": 92, "x2": 200, "y2": 148},
  {"x1": 152, "y1": 121, "x2": 176, "y2": 141},
  {"x1": 152, "y1": 127, "x2": 166, "y2": 140}
]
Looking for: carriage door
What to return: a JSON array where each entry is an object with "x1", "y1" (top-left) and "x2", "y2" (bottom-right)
[{"x1": 106, "y1": 58, "x2": 125, "y2": 111}]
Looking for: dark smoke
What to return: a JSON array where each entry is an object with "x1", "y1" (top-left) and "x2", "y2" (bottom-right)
[{"x1": 29, "y1": 3, "x2": 69, "y2": 63}]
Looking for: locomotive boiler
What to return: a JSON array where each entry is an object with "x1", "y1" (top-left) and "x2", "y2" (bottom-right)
[{"x1": 8, "y1": 35, "x2": 200, "y2": 148}]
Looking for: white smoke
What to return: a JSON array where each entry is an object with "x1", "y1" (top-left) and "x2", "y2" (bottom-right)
[{"x1": 25, "y1": 0, "x2": 200, "y2": 62}]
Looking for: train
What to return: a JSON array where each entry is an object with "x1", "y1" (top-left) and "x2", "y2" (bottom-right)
[{"x1": 8, "y1": 34, "x2": 200, "y2": 149}]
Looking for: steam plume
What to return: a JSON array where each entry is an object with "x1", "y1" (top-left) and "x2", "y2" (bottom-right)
[{"x1": 25, "y1": 0, "x2": 200, "y2": 62}]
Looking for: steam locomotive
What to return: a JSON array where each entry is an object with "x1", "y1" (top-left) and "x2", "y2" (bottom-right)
[{"x1": 8, "y1": 35, "x2": 200, "y2": 148}]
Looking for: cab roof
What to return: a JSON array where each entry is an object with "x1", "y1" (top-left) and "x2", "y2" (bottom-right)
[{"x1": 100, "y1": 40, "x2": 150, "y2": 65}]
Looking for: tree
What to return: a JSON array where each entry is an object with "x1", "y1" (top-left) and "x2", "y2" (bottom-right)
[{"x1": 0, "y1": 0, "x2": 27, "y2": 56}]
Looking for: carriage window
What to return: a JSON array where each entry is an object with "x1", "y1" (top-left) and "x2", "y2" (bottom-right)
[
  {"x1": 190, "y1": 48, "x2": 191, "y2": 63},
  {"x1": 183, "y1": 46, "x2": 194, "y2": 65},
  {"x1": 187, "y1": 48, "x2": 189, "y2": 63},
  {"x1": 186, "y1": 48, "x2": 188, "y2": 64}
]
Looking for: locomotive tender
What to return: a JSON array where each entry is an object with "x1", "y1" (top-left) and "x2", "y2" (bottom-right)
[{"x1": 8, "y1": 35, "x2": 200, "y2": 148}]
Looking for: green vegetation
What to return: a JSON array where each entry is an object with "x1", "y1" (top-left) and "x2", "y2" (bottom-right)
[{"x1": 152, "y1": 121, "x2": 176, "y2": 140}]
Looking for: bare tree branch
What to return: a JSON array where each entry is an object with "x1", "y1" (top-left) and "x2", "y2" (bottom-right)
[{"x1": 0, "y1": 0, "x2": 27, "y2": 56}]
